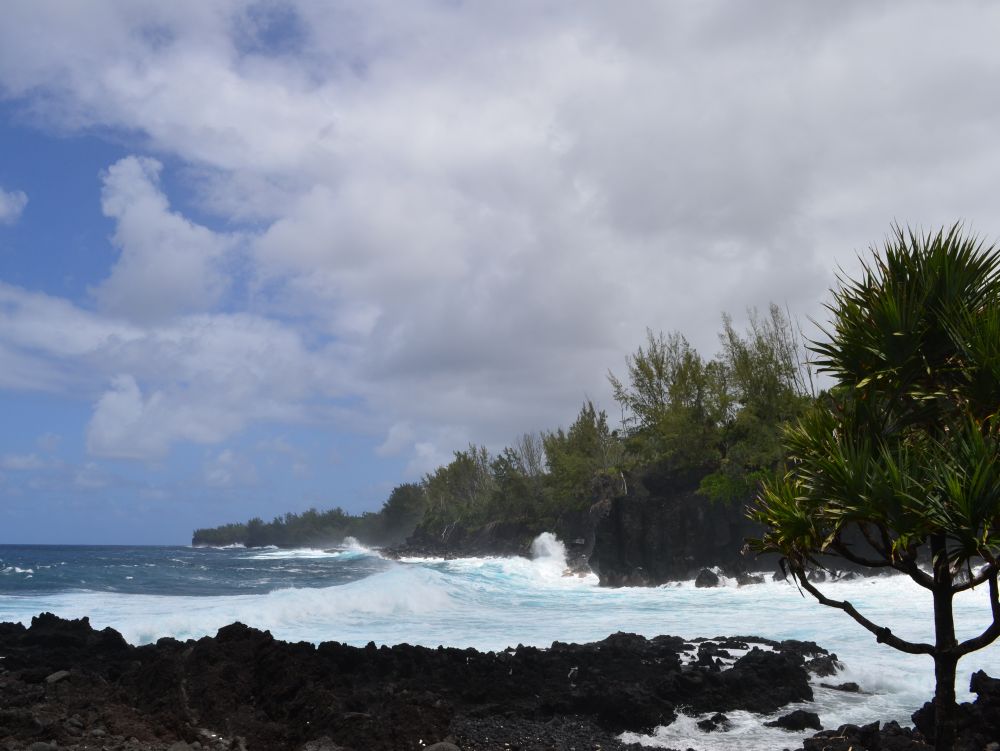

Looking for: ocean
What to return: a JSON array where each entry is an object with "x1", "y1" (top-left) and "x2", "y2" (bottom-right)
[{"x1": 2, "y1": 534, "x2": 998, "y2": 750}]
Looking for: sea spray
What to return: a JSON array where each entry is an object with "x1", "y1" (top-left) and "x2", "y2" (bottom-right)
[{"x1": 529, "y1": 531, "x2": 566, "y2": 562}]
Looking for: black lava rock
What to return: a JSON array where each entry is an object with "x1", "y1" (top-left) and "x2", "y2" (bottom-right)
[
  {"x1": 765, "y1": 709, "x2": 822, "y2": 731},
  {"x1": 695, "y1": 568, "x2": 720, "y2": 588}
]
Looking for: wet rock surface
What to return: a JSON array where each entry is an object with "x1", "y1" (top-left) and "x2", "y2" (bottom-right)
[
  {"x1": 765, "y1": 709, "x2": 822, "y2": 731},
  {"x1": 912, "y1": 669, "x2": 1000, "y2": 751},
  {"x1": 795, "y1": 668, "x2": 1000, "y2": 751},
  {"x1": 799, "y1": 720, "x2": 932, "y2": 751},
  {"x1": 0, "y1": 615, "x2": 823, "y2": 751}
]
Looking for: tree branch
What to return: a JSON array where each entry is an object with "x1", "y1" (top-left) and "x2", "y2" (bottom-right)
[
  {"x1": 957, "y1": 570, "x2": 1000, "y2": 657},
  {"x1": 832, "y1": 528, "x2": 933, "y2": 589},
  {"x1": 952, "y1": 564, "x2": 997, "y2": 594},
  {"x1": 857, "y1": 522, "x2": 889, "y2": 558},
  {"x1": 829, "y1": 539, "x2": 894, "y2": 569},
  {"x1": 894, "y1": 557, "x2": 935, "y2": 589},
  {"x1": 792, "y1": 568, "x2": 935, "y2": 655}
]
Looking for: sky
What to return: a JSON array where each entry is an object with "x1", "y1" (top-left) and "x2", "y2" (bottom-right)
[{"x1": 2, "y1": 1, "x2": 1000, "y2": 544}]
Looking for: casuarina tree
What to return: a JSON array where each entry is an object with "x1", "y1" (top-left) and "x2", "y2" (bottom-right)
[{"x1": 751, "y1": 225, "x2": 1000, "y2": 751}]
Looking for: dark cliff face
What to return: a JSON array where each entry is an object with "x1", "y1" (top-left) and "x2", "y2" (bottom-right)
[
  {"x1": 389, "y1": 467, "x2": 776, "y2": 586},
  {"x1": 587, "y1": 467, "x2": 776, "y2": 587}
]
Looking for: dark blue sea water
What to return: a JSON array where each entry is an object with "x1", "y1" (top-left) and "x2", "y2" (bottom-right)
[
  {"x1": 2, "y1": 535, "x2": 999, "y2": 750},
  {"x1": 0, "y1": 543, "x2": 388, "y2": 596}
]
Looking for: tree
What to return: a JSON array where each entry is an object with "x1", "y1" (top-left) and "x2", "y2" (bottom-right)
[
  {"x1": 752, "y1": 225, "x2": 1000, "y2": 751},
  {"x1": 609, "y1": 329, "x2": 725, "y2": 468},
  {"x1": 701, "y1": 305, "x2": 812, "y2": 503},
  {"x1": 543, "y1": 400, "x2": 624, "y2": 509},
  {"x1": 423, "y1": 444, "x2": 495, "y2": 526},
  {"x1": 380, "y1": 483, "x2": 427, "y2": 538}
]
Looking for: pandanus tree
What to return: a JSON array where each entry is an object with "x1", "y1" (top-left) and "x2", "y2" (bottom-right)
[{"x1": 751, "y1": 225, "x2": 1000, "y2": 751}]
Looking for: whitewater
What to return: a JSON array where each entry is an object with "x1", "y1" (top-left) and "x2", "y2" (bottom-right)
[{"x1": 2, "y1": 535, "x2": 999, "y2": 751}]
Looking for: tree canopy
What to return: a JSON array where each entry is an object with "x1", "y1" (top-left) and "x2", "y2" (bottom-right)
[{"x1": 752, "y1": 224, "x2": 1000, "y2": 751}]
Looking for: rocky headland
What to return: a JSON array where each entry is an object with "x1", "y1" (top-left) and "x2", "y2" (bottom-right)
[{"x1": 389, "y1": 468, "x2": 781, "y2": 586}]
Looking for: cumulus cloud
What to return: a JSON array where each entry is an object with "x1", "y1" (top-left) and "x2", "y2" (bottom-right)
[
  {"x1": 204, "y1": 448, "x2": 258, "y2": 488},
  {"x1": 0, "y1": 186, "x2": 27, "y2": 224},
  {"x1": 93, "y1": 156, "x2": 236, "y2": 322},
  {"x1": 74, "y1": 462, "x2": 108, "y2": 489},
  {"x1": 2, "y1": 2, "x2": 1000, "y2": 472},
  {"x1": 376, "y1": 422, "x2": 414, "y2": 457},
  {"x1": 0, "y1": 282, "x2": 346, "y2": 460},
  {"x1": 0, "y1": 453, "x2": 45, "y2": 471}
]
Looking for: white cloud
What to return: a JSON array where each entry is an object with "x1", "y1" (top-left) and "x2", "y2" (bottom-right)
[
  {"x1": 2, "y1": 2, "x2": 1000, "y2": 474},
  {"x1": 74, "y1": 462, "x2": 108, "y2": 489},
  {"x1": 0, "y1": 453, "x2": 45, "y2": 471},
  {"x1": 204, "y1": 448, "x2": 258, "y2": 488},
  {"x1": 0, "y1": 282, "x2": 347, "y2": 460},
  {"x1": 93, "y1": 156, "x2": 236, "y2": 322},
  {"x1": 376, "y1": 422, "x2": 414, "y2": 457},
  {"x1": 0, "y1": 186, "x2": 27, "y2": 225}
]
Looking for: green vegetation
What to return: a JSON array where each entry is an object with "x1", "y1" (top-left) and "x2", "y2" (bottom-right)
[
  {"x1": 610, "y1": 305, "x2": 812, "y2": 504},
  {"x1": 752, "y1": 225, "x2": 1000, "y2": 751},
  {"x1": 195, "y1": 304, "x2": 809, "y2": 548},
  {"x1": 192, "y1": 482, "x2": 427, "y2": 547}
]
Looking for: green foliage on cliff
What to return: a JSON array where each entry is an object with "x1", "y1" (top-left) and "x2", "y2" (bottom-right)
[
  {"x1": 194, "y1": 304, "x2": 812, "y2": 546},
  {"x1": 609, "y1": 304, "x2": 812, "y2": 504}
]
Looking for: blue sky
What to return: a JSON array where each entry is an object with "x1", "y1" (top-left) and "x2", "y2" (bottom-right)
[{"x1": 3, "y1": 2, "x2": 1000, "y2": 544}]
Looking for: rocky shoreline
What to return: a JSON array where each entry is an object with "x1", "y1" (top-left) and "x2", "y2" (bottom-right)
[{"x1": 4, "y1": 614, "x2": 999, "y2": 751}]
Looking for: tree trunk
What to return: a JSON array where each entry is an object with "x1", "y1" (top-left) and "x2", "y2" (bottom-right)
[
  {"x1": 931, "y1": 534, "x2": 958, "y2": 751},
  {"x1": 932, "y1": 651, "x2": 958, "y2": 751}
]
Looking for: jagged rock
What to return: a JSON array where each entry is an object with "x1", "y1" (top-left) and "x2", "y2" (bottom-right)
[
  {"x1": 821, "y1": 681, "x2": 861, "y2": 693},
  {"x1": 697, "y1": 712, "x2": 730, "y2": 732},
  {"x1": 0, "y1": 615, "x2": 822, "y2": 751},
  {"x1": 737, "y1": 572, "x2": 765, "y2": 586},
  {"x1": 801, "y1": 720, "x2": 932, "y2": 751},
  {"x1": 913, "y1": 669, "x2": 1000, "y2": 751},
  {"x1": 766, "y1": 709, "x2": 822, "y2": 731},
  {"x1": 695, "y1": 568, "x2": 720, "y2": 588}
]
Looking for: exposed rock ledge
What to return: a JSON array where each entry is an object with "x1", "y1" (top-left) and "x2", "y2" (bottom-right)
[
  {"x1": 2, "y1": 614, "x2": 828, "y2": 751},
  {"x1": 9, "y1": 614, "x2": 998, "y2": 751}
]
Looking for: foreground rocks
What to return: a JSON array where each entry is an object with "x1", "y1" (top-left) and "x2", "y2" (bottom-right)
[
  {"x1": 912, "y1": 669, "x2": 1000, "y2": 751},
  {"x1": 0, "y1": 615, "x2": 826, "y2": 751},
  {"x1": 790, "y1": 668, "x2": 1000, "y2": 751},
  {"x1": 8, "y1": 614, "x2": 999, "y2": 751}
]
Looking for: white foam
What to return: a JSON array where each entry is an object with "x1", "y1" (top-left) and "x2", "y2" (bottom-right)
[
  {"x1": 0, "y1": 563, "x2": 456, "y2": 646},
  {"x1": 622, "y1": 709, "x2": 816, "y2": 751},
  {"x1": 243, "y1": 547, "x2": 340, "y2": 560},
  {"x1": 530, "y1": 532, "x2": 566, "y2": 561}
]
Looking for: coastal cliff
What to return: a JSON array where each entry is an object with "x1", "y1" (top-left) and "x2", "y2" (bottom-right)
[
  {"x1": 391, "y1": 466, "x2": 773, "y2": 587},
  {"x1": 586, "y1": 467, "x2": 772, "y2": 586}
]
